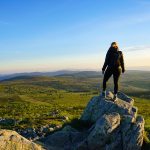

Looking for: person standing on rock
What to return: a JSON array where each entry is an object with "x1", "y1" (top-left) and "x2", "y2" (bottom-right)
[{"x1": 101, "y1": 42, "x2": 125, "y2": 101}]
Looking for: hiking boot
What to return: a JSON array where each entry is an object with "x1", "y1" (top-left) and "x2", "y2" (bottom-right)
[
  {"x1": 100, "y1": 91, "x2": 106, "y2": 98},
  {"x1": 113, "y1": 94, "x2": 118, "y2": 102}
]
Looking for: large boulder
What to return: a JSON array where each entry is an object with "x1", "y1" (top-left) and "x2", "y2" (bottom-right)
[
  {"x1": 43, "y1": 91, "x2": 144, "y2": 150},
  {"x1": 77, "y1": 112, "x2": 121, "y2": 150},
  {"x1": 0, "y1": 129, "x2": 44, "y2": 150},
  {"x1": 80, "y1": 91, "x2": 136, "y2": 123}
]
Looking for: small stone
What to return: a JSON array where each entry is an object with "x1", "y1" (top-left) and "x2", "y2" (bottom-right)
[{"x1": 49, "y1": 128, "x2": 54, "y2": 132}]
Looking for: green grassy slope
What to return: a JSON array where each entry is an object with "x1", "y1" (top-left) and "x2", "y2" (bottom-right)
[{"x1": 0, "y1": 70, "x2": 150, "y2": 148}]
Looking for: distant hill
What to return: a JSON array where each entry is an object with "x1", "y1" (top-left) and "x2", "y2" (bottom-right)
[
  {"x1": 0, "y1": 70, "x2": 78, "y2": 81},
  {"x1": 1, "y1": 70, "x2": 150, "y2": 97},
  {"x1": 0, "y1": 76, "x2": 36, "y2": 82},
  {"x1": 1, "y1": 70, "x2": 150, "y2": 81},
  {"x1": 56, "y1": 71, "x2": 102, "y2": 78}
]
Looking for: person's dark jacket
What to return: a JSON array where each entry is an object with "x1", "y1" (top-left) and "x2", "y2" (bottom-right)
[{"x1": 102, "y1": 47, "x2": 125, "y2": 72}]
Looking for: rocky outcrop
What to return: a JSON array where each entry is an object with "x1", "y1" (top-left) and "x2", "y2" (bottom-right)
[
  {"x1": 0, "y1": 129, "x2": 43, "y2": 150},
  {"x1": 43, "y1": 91, "x2": 145, "y2": 150},
  {"x1": 0, "y1": 91, "x2": 145, "y2": 150},
  {"x1": 80, "y1": 91, "x2": 136, "y2": 123}
]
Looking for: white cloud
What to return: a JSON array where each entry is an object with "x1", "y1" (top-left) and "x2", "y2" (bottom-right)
[
  {"x1": 123, "y1": 45, "x2": 150, "y2": 68},
  {"x1": 124, "y1": 45, "x2": 150, "y2": 52}
]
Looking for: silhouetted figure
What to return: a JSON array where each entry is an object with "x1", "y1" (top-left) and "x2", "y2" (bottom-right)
[{"x1": 101, "y1": 42, "x2": 125, "y2": 101}]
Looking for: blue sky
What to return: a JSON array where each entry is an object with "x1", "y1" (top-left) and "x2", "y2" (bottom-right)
[{"x1": 0, "y1": 0, "x2": 150, "y2": 74}]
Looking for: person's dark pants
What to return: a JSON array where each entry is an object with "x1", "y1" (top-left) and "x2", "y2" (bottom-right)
[{"x1": 103, "y1": 66, "x2": 122, "y2": 94}]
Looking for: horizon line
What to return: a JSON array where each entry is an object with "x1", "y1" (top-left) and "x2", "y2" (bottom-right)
[{"x1": 0, "y1": 67, "x2": 150, "y2": 75}]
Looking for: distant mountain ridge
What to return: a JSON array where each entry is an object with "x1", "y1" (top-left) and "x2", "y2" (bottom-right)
[
  {"x1": 0, "y1": 70, "x2": 78, "y2": 81},
  {"x1": 0, "y1": 70, "x2": 150, "y2": 81},
  {"x1": 56, "y1": 71, "x2": 102, "y2": 78}
]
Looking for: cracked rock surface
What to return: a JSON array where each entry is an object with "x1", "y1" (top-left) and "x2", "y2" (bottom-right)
[{"x1": 43, "y1": 91, "x2": 145, "y2": 150}]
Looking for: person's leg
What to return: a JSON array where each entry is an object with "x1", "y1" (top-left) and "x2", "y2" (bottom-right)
[
  {"x1": 103, "y1": 67, "x2": 113, "y2": 92},
  {"x1": 113, "y1": 67, "x2": 122, "y2": 95}
]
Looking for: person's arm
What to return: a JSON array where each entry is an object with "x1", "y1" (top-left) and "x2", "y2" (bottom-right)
[
  {"x1": 120, "y1": 51, "x2": 125, "y2": 73},
  {"x1": 102, "y1": 50, "x2": 110, "y2": 73}
]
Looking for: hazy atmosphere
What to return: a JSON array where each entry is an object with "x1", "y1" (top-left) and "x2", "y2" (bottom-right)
[{"x1": 0, "y1": 0, "x2": 150, "y2": 73}]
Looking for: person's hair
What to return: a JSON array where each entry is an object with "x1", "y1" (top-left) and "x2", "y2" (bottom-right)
[{"x1": 111, "y1": 42, "x2": 118, "y2": 48}]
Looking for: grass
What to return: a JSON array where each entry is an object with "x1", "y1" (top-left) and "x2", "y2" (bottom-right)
[
  {"x1": 134, "y1": 97, "x2": 150, "y2": 129},
  {"x1": 0, "y1": 71, "x2": 150, "y2": 148}
]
